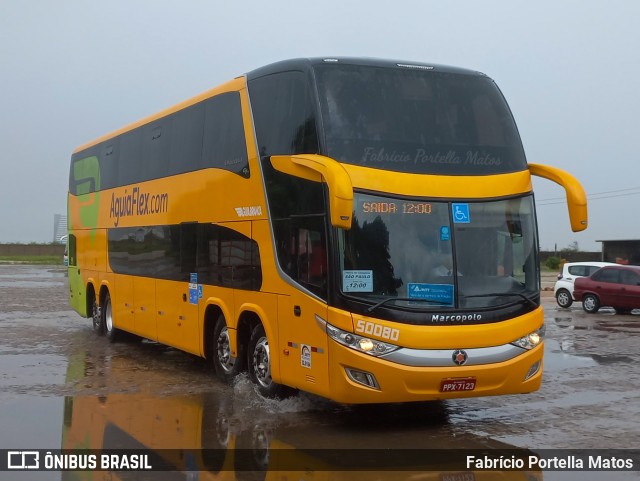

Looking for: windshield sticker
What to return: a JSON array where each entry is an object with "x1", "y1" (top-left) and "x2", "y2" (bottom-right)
[
  {"x1": 452, "y1": 203, "x2": 470, "y2": 224},
  {"x1": 440, "y1": 226, "x2": 450, "y2": 241},
  {"x1": 343, "y1": 270, "x2": 373, "y2": 292},
  {"x1": 408, "y1": 283, "x2": 454, "y2": 306}
]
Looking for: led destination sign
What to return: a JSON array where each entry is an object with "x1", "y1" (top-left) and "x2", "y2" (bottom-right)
[{"x1": 361, "y1": 201, "x2": 432, "y2": 215}]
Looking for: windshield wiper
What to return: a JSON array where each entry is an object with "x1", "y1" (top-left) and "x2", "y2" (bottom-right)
[
  {"x1": 366, "y1": 297, "x2": 449, "y2": 314},
  {"x1": 461, "y1": 292, "x2": 538, "y2": 308}
]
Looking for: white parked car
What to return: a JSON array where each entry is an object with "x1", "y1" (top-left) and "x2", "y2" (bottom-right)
[{"x1": 554, "y1": 261, "x2": 617, "y2": 308}]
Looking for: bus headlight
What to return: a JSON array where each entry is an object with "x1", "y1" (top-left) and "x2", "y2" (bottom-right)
[
  {"x1": 511, "y1": 325, "x2": 545, "y2": 350},
  {"x1": 326, "y1": 323, "x2": 399, "y2": 356}
]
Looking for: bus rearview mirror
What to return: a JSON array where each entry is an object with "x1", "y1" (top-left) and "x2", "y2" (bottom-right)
[
  {"x1": 529, "y1": 163, "x2": 588, "y2": 232},
  {"x1": 270, "y1": 154, "x2": 353, "y2": 229}
]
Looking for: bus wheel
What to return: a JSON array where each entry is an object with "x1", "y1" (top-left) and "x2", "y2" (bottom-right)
[
  {"x1": 91, "y1": 297, "x2": 103, "y2": 335},
  {"x1": 212, "y1": 315, "x2": 244, "y2": 382},
  {"x1": 102, "y1": 292, "x2": 119, "y2": 342},
  {"x1": 248, "y1": 324, "x2": 291, "y2": 399}
]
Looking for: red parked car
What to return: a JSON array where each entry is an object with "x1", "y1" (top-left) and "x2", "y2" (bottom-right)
[{"x1": 573, "y1": 265, "x2": 640, "y2": 314}]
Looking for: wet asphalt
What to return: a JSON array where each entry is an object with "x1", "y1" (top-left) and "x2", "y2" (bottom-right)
[{"x1": 1, "y1": 264, "x2": 639, "y2": 481}]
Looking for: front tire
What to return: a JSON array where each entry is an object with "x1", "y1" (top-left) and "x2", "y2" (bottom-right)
[
  {"x1": 556, "y1": 289, "x2": 573, "y2": 308},
  {"x1": 102, "y1": 292, "x2": 120, "y2": 342},
  {"x1": 212, "y1": 315, "x2": 244, "y2": 382},
  {"x1": 247, "y1": 324, "x2": 292, "y2": 399},
  {"x1": 582, "y1": 294, "x2": 600, "y2": 313}
]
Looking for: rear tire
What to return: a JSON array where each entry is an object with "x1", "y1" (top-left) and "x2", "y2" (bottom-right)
[
  {"x1": 555, "y1": 289, "x2": 573, "y2": 308},
  {"x1": 212, "y1": 315, "x2": 244, "y2": 382},
  {"x1": 102, "y1": 292, "x2": 120, "y2": 342},
  {"x1": 91, "y1": 296, "x2": 103, "y2": 334},
  {"x1": 582, "y1": 294, "x2": 600, "y2": 313}
]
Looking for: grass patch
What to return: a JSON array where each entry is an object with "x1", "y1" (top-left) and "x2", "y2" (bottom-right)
[{"x1": 0, "y1": 256, "x2": 63, "y2": 265}]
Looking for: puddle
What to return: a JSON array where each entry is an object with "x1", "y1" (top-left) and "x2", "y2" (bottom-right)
[
  {"x1": 0, "y1": 396, "x2": 64, "y2": 448},
  {"x1": 0, "y1": 267, "x2": 66, "y2": 279},
  {"x1": 543, "y1": 339, "x2": 599, "y2": 370},
  {"x1": 0, "y1": 353, "x2": 68, "y2": 388},
  {"x1": 0, "y1": 280, "x2": 65, "y2": 288}
]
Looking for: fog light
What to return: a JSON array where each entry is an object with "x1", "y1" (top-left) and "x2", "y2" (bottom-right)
[
  {"x1": 525, "y1": 360, "x2": 541, "y2": 380},
  {"x1": 345, "y1": 368, "x2": 380, "y2": 389}
]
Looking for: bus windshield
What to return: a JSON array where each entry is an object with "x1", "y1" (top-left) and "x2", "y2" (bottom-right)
[
  {"x1": 338, "y1": 193, "x2": 539, "y2": 312},
  {"x1": 315, "y1": 64, "x2": 527, "y2": 175}
]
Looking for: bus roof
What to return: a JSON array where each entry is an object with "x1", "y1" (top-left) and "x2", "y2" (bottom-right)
[{"x1": 246, "y1": 57, "x2": 485, "y2": 81}]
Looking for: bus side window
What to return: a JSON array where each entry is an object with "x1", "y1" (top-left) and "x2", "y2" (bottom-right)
[
  {"x1": 289, "y1": 217, "x2": 328, "y2": 299},
  {"x1": 68, "y1": 234, "x2": 77, "y2": 267}
]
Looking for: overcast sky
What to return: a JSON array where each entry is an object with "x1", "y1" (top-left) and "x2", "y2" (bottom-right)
[{"x1": 1, "y1": 0, "x2": 638, "y2": 251}]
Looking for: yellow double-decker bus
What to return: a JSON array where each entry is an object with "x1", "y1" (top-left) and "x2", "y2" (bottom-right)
[{"x1": 68, "y1": 57, "x2": 587, "y2": 404}]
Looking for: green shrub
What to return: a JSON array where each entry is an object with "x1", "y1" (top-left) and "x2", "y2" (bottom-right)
[{"x1": 545, "y1": 256, "x2": 562, "y2": 270}]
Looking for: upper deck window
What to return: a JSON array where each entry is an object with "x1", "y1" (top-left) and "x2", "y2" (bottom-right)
[{"x1": 314, "y1": 64, "x2": 527, "y2": 175}]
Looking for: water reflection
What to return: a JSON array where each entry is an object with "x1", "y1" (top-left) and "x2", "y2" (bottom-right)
[
  {"x1": 547, "y1": 308, "x2": 640, "y2": 369},
  {"x1": 61, "y1": 390, "x2": 542, "y2": 480},
  {"x1": 53, "y1": 311, "x2": 545, "y2": 480}
]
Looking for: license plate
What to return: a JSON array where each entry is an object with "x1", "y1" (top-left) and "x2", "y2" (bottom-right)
[{"x1": 440, "y1": 377, "x2": 476, "y2": 392}]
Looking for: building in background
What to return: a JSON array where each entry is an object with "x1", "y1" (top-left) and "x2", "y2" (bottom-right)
[
  {"x1": 53, "y1": 214, "x2": 67, "y2": 243},
  {"x1": 597, "y1": 239, "x2": 640, "y2": 265}
]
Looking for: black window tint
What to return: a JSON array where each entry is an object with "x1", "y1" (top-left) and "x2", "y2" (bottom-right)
[
  {"x1": 203, "y1": 93, "x2": 249, "y2": 177},
  {"x1": 249, "y1": 70, "x2": 326, "y2": 295},
  {"x1": 180, "y1": 223, "x2": 198, "y2": 276},
  {"x1": 197, "y1": 223, "x2": 262, "y2": 290},
  {"x1": 594, "y1": 268, "x2": 620, "y2": 283},
  {"x1": 155, "y1": 225, "x2": 181, "y2": 280},
  {"x1": 143, "y1": 120, "x2": 171, "y2": 181},
  {"x1": 68, "y1": 234, "x2": 77, "y2": 267},
  {"x1": 169, "y1": 103, "x2": 205, "y2": 175},
  {"x1": 272, "y1": 215, "x2": 327, "y2": 299},
  {"x1": 620, "y1": 270, "x2": 640, "y2": 286},
  {"x1": 101, "y1": 142, "x2": 119, "y2": 191},
  {"x1": 118, "y1": 130, "x2": 143, "y2": 186},
  {"x1": 314, "y1": 64, "x2": 526, "y2": 175},
  {"x1": 249, "y1": 71, "x2": 319, "y2": 157},
  {"x1": 108, "y1": 223, "x2": 261, "y2": 290}
]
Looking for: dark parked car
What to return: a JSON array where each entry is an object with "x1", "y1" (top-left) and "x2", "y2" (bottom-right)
[{"x1": 573, "y1": 265, "x2": 640, "y2": 314}]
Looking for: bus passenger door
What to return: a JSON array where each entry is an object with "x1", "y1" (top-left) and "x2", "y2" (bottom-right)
[{"x1": 276, "y1": 216, "x2": 330, "y2": 395}]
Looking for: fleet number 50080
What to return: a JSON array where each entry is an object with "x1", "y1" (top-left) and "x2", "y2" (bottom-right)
[{"x1": 355, "y1": 320, "x2": 400, "y2": 341}]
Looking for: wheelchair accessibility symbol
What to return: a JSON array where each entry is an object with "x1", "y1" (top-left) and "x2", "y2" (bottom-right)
[{"x1": 452, "y1": 203, "x2": 470, "y2": 223}]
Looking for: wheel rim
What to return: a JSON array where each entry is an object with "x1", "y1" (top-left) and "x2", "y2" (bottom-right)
[
  {"x1": 105, "y1": 299, "x2": 113, "y2": 332},
  {"x1": 584, "y1": 296, "x2": 596, "y2": 311},
  {"x1": 216, "y1": 327, "x2": 235, "y2": 373},
  {"x1": 557, "y1": 291, "x2": 570, "y2": 307},
  {"x1": 252, "y1": 336, "x2": 272, "y2": 389}
]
